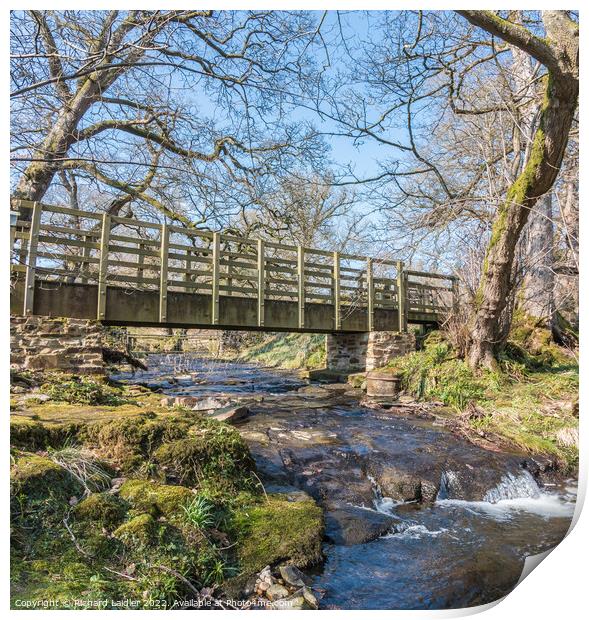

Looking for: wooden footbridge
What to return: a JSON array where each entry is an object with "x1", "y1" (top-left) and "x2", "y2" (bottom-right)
[{"x1": 10, "y1": 200, "x2": 457, "y2": 333}]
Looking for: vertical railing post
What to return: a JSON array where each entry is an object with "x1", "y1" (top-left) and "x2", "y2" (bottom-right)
[
  {"x1": 396, "y1": 260, "x2": 407, "y2": 332},
  {"x1": 97, "y1": 213, "x2": 111, "y2": 321},
  {"x1": 297, "y1": 245, "x2": 305, "y2": 329},
  {"x1": 159, "y1": 224, "x2": 169, "y2": 323},
  {"x1": 10, "y1": 204, "x2": 19, "y2": 254},
  {"x1": 333, "y1": 251, "x2": 341, "y2": 331},
  {"x1": 23, "y1": 201, "x2": 42, "y2": 316},
  {"x1": 257, "y1": 239, "x2": 265, "y2": 327},
  {"x1": 451, "y1": 276, "x2": 459, "y2": 316},
  {"x1": 137, "y1": 242, "x2": 145, "y2": 282},
  {"x1": 367, "y1": 257, "x2": 374, "y2": 331},
  {"x1": 184, "y1": 247, "x2": 191, "y2": 288},
  {"x1": 227, "y1": 254, "x2": 233, "y2": 296},
  {"x1": 80, "y1": 235, "x2": 91, "y2": 284},
  {"x1": 211, "y1": 232, "x2": 220, "y2": 325}
]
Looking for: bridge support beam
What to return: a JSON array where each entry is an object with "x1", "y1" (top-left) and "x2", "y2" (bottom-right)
[{"x1": 326, "y1": 330, "x2": 415, "y2": 373}]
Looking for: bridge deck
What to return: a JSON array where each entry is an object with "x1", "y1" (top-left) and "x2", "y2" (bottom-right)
[{"x1": 10, "y1": 200, "x2": 457, "y2": 333}]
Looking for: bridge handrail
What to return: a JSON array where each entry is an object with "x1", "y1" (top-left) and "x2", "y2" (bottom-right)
[{"x1": 11, "y1": 199, "x2": 457, "y2": 331}]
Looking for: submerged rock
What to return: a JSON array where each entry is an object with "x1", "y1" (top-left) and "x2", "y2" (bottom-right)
[{"x1": 297, "y1": 385, "x2": 332, "y2": 397}]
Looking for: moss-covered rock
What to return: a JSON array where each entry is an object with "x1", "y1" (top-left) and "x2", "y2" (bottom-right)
[
  {"x1": 74, "y1": 492, "x2": 128, "y2": 529},
  {"x1": 10, "y1": 452, "x2": 82, "y2": 501},
  {"x1": 40, "y1": 374, "x2": 130, "y2": 406},
  {"x1": 508, "y1": 311, "x2": 574, "y2": 368},
  {"x1": 119, "y1": 479, "x2": 192, "y2": 519},
  {"x1": 153, "y1": 419, "x2": 256, "y2": 490},
  {"x1": 10, "y1": 419, "x2": 83, "y2": 451},
  {"x1": 233, "y1": 494, "x2": 324, "y2": 577},
  {"x1": 113, "y1": 513, "x2": 157, "y2": 546},
  {"x1": 348, "y1": 372, "x2": 366, "y2": 389},
  {"x1": 82, "y1": 414, "x2": 193, "y2": 472}
]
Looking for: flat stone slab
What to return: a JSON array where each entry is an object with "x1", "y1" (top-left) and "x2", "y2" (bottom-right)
[{"x1": 207, "y1": 404, "x2": 249, "y2": 424}]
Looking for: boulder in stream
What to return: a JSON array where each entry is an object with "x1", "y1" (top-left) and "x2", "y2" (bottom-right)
[
  {"x1": 191, "y1": 395, "x2": 231, "y2": 411},
  {"x1": 208, "y1": 405, "x2": 250, "y2": 424},
  {"x1": 324, "y1": 505, "x2": 398, "y2": 546}
]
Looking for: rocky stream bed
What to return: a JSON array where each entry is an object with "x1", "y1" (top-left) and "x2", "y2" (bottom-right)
[{"x1": 113, "y1": 355, "x2": 577, "y2": 610}]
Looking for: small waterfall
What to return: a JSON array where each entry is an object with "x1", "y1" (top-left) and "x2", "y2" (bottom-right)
[
  {"x1": 436, "y1": 471, "x2": 461, "y2": 501},
  {"x1": 483, "y1": 471, "x2": 540, "y2": 503},
  {"x1": 367, "y1": 474, "x2": 385, "y2": 505}
]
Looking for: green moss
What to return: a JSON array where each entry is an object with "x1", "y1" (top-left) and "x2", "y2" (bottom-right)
[
  {"x1": 387, "y1": 325, "x2": 578, "y2": 471},
  {"x1": 74, "y1": 493, "x2": 128, "y2": 529},
  {"x1": 388, "y1": 334, "x2": 485, "y2": 411},
  {"x1": 9, "y1": 383, "x2": 324, "y2": 604},
  {"x1": 347, "y1": 372, "x2": 366, "y2": 389},
  {"x1": 11, "y1": 552, "x2": 124, "y2": 609},
  {"x1": 153, "y1": 419, "x2": 257, "y2": 491},
  {"x1": 82, "y1": 414, "x2": 193, "y2": 472},
  {"x1": 113, "y1": 513, "x2": 157, "y2": 546},
  {"x1": 233, "y1": 494, "x2": 323, "y2": 577},
  {"x1": 41, "y1": 374, "x2": 130, "y2": 406},
  {"x1": 507, "y1": 311, "x2": 574, "y2": 369},
  {"x1": 119, "y1": 480, "x2": 193, "y2": 519},
  {"x1": 11, "y1": 452, "x2": 82, "y2": 501},
  {"x1": 10, "y1": 419, "x2": 84, "y2": 451}
]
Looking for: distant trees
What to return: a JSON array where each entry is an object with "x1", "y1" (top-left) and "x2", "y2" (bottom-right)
[{"x1": 233, "y1": 172, "x2": 364, "y2": 251}]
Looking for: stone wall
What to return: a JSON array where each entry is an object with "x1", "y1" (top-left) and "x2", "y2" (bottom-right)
[
  {"x1": 326, "y1": 332, "x2": 368, "y2": 372},
  {"x1": 326, "y1": 331, "x2": 415, "y2": 373},
  {"x1": 365, "y1": 331, "x2": 416, "y2": 371},
  {"x1": 10, "y1": 316, "x2": 104, "y2": 374}
]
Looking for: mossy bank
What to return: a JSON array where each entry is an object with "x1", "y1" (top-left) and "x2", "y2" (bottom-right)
[
  {"x1": 380, "y1": 320, "x2": 578, "y2": 472},
  {"x1": 10, "y1": 374, "x2": 323, "y2": 609}
]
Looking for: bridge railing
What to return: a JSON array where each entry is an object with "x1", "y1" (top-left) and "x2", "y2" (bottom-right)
[{"x1": 11, "y1": 199, "x2": 457, "y2": 330}]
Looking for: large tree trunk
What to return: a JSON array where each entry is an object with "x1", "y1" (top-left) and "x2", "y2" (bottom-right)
[
  {"x1": 13, "y1": 83, "x2": 98, "y2": 201},
  {"x1": 12, "y1": 11, "x2": 150, "y2": 203},
  {"x1": 458, "y1": 11, "x2": 579, "y2": 369}
]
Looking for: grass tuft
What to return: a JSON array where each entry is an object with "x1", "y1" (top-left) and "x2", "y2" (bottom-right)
[
  {"x1": 48, "y1": 444, "x2": 112, "y2": 495},
  {"x1": 182, "y1": 495, "x2": 215, "y2": 530}
]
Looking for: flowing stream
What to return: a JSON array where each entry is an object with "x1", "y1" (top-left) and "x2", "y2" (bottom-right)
[{"x1": 112, "y1": 355, "x2": 576, "y2": 610}]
